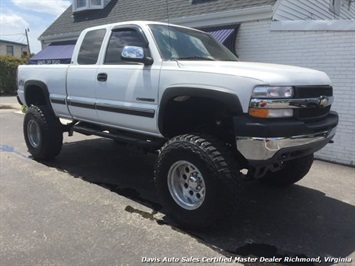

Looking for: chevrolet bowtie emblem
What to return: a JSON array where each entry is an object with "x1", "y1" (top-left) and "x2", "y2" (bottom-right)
[{"x1": 319, "y1": 96, "x2": 329, "y2": 108}]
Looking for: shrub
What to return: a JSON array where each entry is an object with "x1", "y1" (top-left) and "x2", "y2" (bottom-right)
[{"x1": 0, "y1": 56, "x2": 28, "y2": 95}]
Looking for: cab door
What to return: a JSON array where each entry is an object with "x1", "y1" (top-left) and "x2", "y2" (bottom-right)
[
  {"x1": 95, "y1": 26, "x2": 160, "y2": 134},
  {"x1": 67, "y1": 28, "x2": 106, "y2": 122}
]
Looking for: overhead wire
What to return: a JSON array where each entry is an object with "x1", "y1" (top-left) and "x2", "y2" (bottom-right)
[
  {"x1": 14, "y1": 35, "x2": 26, "y2": 43},
  {"x1": 0, "y1": 33, "x2": 24, "y2": 37}
]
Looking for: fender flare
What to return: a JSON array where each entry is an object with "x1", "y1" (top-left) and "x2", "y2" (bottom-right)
[
  {"x1": 24, "y1": 80, "x2": 54, "y2": 113},
  {"x1": 158, "y1": 86, "x2": 243, "y2": 133}
]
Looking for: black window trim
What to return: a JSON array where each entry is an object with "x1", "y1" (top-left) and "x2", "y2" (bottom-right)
[
  {"x1": 77, "y1": 28, "x2": 107, "y2": 65},
  {"x1": 111, "y1": 24, "x2": 150, "y2": 47},
  {"x1": 103, "y1": 25, "x2": 151, "y2": 65}
]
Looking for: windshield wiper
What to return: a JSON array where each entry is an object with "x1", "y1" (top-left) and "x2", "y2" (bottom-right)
[{"x1": 173, "y1": 56, "x2": 215, "y2": 61}]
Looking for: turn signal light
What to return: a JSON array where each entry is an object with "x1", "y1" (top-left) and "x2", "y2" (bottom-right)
[
  {"x1": 249, "y1": 108, "x2": 269, "y2": 118},
  {"x1": 249, "y1": 108, "x2": 293, "y2": 118}
]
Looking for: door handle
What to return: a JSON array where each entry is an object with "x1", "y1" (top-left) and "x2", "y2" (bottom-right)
[{"x1": 97, "y1": 73, "x2": 107, "y2": 82}]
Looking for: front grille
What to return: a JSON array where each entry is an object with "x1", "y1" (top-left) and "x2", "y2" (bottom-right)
[
  {"x1": 293, "y1": 86, "x2": 333, "y2": 121},
  {"x1": 295, "y1": 106, "x2": 331, "y2": 121},
  {"x1": 294, "y1": 85, "x2": 332, "y2": 98}
]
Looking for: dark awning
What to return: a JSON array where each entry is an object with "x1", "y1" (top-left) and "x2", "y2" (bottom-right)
[
  {"x1": 29, "y1": 41, "x2": 76, "y2": 64},
  {"x1": 200, "y1": 25, "x2": 239, "y2": 55}
]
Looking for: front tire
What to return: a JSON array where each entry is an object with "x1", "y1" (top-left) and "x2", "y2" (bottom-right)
[
  {"x1": 155, "y1": 134, "x2": 241, "y2": 229},
  {"x1": 24, "y1": 105, "x2": 63, "y2": 160},
  {"x1": 259, "y1": 154, "x2": 314, "y2": 187}
]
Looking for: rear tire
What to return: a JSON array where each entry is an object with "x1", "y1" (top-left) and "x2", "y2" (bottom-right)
[
  {"x1": 154, "y1": 134, "x2": 241, "y2": 229},
  {"x1": 259, "y1": 154, "x2": 314, "y2": 187},
  {"x1": 24, "y1": 105, "x2": 63, "y2": 160}
]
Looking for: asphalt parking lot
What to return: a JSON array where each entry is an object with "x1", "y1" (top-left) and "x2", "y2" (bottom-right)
[{"x1": 0, "y1": 97, "x2": 354, "y2": 266}]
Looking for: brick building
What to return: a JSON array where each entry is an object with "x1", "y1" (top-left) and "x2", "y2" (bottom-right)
[{"x1": 34, "y1": 0, "x2": 355, "y2": 165}]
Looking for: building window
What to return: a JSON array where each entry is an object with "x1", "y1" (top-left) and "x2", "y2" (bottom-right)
[
  {"x1": 329, "y1": 0, "x2": 341, "y2": 16},
  {"x1": 77, "y1": 0, "x2": 87, "y2": 9},
  {"x1": 6, "y1": 45, "x2": 14, "y2": 56},
  {"x1": 192, "y1": 0, "x2": 217, "y2": 4},
  {"x1": 73, "y1": 0, "x2": 111, "y2": 12},
  {"x1": 91, "y1": 0, "x2": 102, "y2": 6},
  {"x1": 21, "y1": 47, "x2": 28, "y2": 57}
]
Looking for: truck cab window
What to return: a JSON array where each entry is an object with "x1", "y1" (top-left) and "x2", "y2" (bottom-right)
[
  {"x1": 78, "y1": 29, "x2": 106, "y2": 64},
  {"x1": 149, "y1": 24, "x2": 237, "y2": 62},
  {"x1": 104, "y1": 29, "x2": 146, "y2": 64}
]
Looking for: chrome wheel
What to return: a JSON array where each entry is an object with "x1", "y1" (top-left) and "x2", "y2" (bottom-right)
[
  {"x1": 167, "y1": 160, "x2": 206, "y2": 210},
  {"x1": 27, "y1": 120, "x2": 41, "y2": 148},
  {"x1": 155, "y1": 134, "x2": 242, "y2": 228},
  {"x1": 24, "y1": 105, "x2": 63, "y2": 160}
]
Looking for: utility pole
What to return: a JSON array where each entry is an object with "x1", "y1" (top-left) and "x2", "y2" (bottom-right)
[{"x1": 25, "y1": 28, "x2": 31, "y2": 55}]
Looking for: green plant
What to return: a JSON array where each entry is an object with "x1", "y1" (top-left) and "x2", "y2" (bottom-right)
[
  {"x1": 0, "y1": 56, "x2": 28, "y2": 95},
  {"x1": 21, "y1": 105, "x2": 27, "y2": 113}
]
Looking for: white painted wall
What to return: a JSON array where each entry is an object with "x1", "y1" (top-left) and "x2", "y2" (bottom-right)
[
  {"x1": 274, "y1": 0, "x2": 355, "y2": 20},
  {"x1": 236, "y1": 19, "x2": 355, "y2": 165},
  {"x1": 0, "y1": 42, "x2": 28, "y2": 57}
]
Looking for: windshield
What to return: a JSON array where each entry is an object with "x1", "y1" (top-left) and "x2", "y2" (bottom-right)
[{"x1": 149, "y1": 24, "x2": 238, "y2": 62}]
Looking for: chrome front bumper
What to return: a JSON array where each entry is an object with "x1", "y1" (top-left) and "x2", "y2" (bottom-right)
[
  {"x1": 249, "y1": 96, "x2": 334, "y2": 109},
  {"x1": 236, "y1": 127, "x2": 336, "y2": 161}
]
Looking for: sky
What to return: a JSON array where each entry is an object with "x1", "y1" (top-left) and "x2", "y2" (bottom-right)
[{"x1": 0, "y1": 0, "x2": 72, "y2": 53}]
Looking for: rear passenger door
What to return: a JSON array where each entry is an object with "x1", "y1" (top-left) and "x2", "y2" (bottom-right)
[
  {"x1": 67, "y1": 28, "x2": 106, "y2": 122},
  {"x1": 95, "y1": 26, "x2": 160, "y2": 134}
]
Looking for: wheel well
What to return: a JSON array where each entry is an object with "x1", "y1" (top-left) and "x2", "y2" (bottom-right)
[
  {"x1": 161, "y1": 96, "x2": 235, "y2": 142},
  {"x1": 25, "y1": 85, "x2": 48, "y2": 107}
]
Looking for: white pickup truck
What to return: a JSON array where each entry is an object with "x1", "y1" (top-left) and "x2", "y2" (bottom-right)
[{"x1": 17, "y1": 21, "x2": 338, "y2": 228}]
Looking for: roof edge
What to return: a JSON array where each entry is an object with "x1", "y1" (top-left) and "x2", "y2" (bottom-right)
[
  {"x1": 168, "y1": 5, "x2": 274, "y2": 27},
  {"x1": 0, "y1": 39, "x2": 28, "y2": 46},
  {"x1": 38, "y1": 31, "x2": 81, "y2": 42}
]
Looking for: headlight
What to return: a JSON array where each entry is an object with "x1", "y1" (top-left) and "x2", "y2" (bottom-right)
[
  {"x1": 249, "y1": 86, "x2": 294, "y2": 118},
  {"x1": 252, "y1": 86, "x2": 294, "y2": 98}
]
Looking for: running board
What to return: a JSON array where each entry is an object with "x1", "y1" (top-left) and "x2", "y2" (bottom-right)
[{"x1": 73, "y1": 124, "x2": 166, "y2": 152}]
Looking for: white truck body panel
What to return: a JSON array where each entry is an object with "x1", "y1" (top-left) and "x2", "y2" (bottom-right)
[
  {"x1": 66, "y1": 65, "x2": 100, "y2": 121},
  {"x1": 17, "y1": 65, "x2": 70, "y2": 118},
  {"x1": 95, "y1": 63, "x2": 161, "y2": 134},
  {"x1": 17, "y1": 21, "x2": 333, "y2": 136}
]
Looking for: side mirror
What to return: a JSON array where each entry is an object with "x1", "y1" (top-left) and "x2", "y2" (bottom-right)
[{"x1": 121, "y1": 46, "x2": 153, "y2": 65}]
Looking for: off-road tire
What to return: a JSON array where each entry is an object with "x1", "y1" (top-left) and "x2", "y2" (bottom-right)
[
  {"x1": 24, "y1": 105, "x2": 63, "y2": 160},
  {"x1": 259, "y1": 154, "x2": 314, "y2": 187},
  {"x1": 154, "y1": 134, "x2": 242, "y2": 229}
]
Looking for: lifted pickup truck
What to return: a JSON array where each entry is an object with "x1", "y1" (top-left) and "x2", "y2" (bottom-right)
[{"x1": 18, "y1": 21, "x2": 338, "y2": 228}]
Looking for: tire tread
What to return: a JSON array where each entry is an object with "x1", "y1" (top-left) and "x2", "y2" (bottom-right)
[
  {"x1": 24, "y1": 105, "x2": 63, "y2": 160},
  {"x1": 155, "y1": 133, "x2": 242, "y2": 229}
]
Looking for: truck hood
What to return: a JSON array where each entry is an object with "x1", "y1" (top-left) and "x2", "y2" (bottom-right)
[{"x1": 176, "y1": 61, "x2": 332, "y2": 86}]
